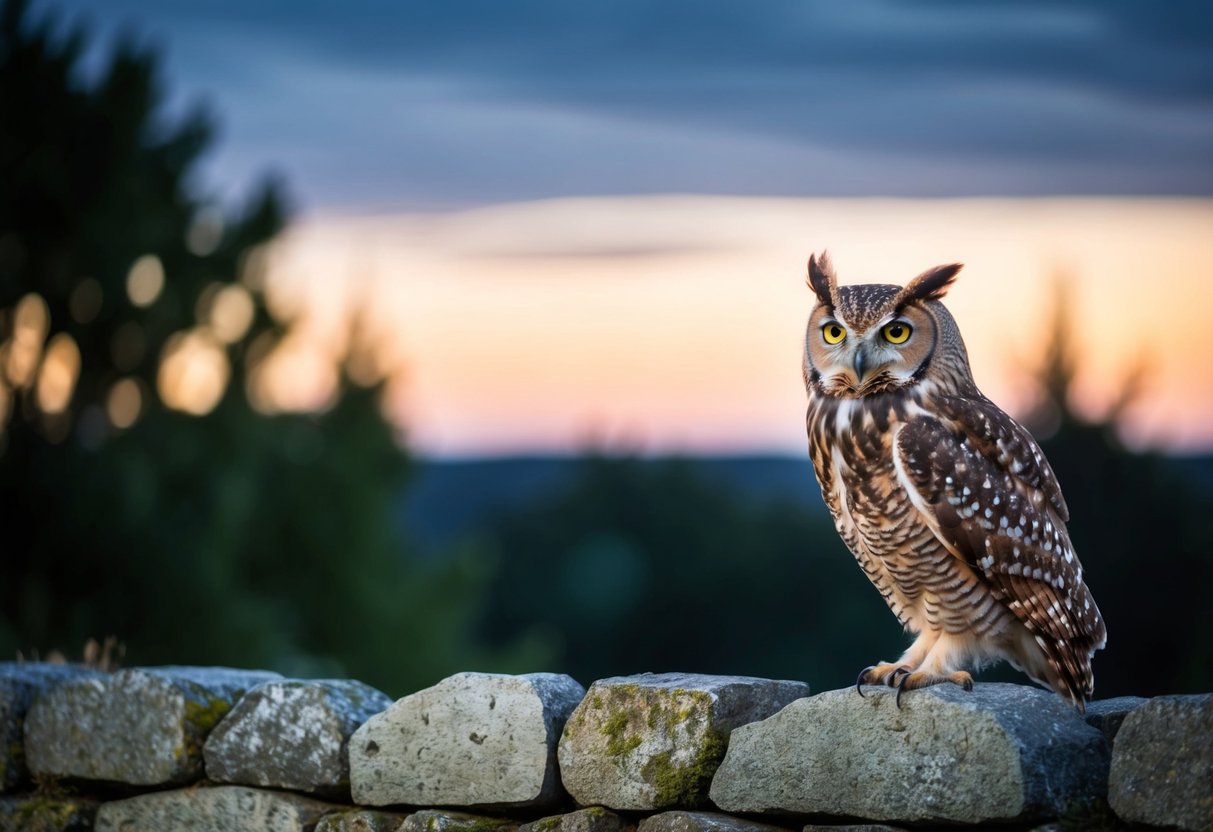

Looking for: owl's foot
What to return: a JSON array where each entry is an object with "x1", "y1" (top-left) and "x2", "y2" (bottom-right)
[
  {"x1": 894, "y1": 669, "x2": 973, "y2": 708},
  {"x1": 855, "y1": 662, "x2": 911, "y2": 696}
]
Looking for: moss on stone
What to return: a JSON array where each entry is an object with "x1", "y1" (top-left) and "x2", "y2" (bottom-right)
[
  {"x1": 600, "y1": 711, "x2": 641, "y2": 757},
  {"x1": 640, "y1": 728, "x2": 728, "y2": 808},
  {"x1": 181, "y1": 696, "x2": 233, "y2": 763},
  {"x1": 526, "y1": 814, "x2": 563, "y2": 832},
  {"x1": 317, "y1": 810, "x2": 411, "y2": 832},
  {"x1": 0, "y1": 795, "x2": 94, "y2": 832},
  {"x1": 452, "y1": 816, "x2": 515, "y2": 832}
]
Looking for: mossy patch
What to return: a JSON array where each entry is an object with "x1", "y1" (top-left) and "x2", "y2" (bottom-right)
[
  {"x1": 0, "y1": 796, "x2": 96, "y2": 832},
  {"x1": 640, "y1": 728, "x2": 728, "y2": 808},
  {"x1": 600, "y1": 712, "x2": 642, "y2": 757},
  {"x1": 418, "y1": 812, "x2": 517, "y2": 832},
  {"x1": 181, "y1": 696, "x2": 234, "y2": 763},
  {"x1": 525, "y1": 814, "x2": 563, "y2": 832}
]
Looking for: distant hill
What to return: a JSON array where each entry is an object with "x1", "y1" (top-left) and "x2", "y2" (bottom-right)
[
  {"x1": 401, "y1": 451, "x2": 1213, "y2": 554},
  {"x1": 402, "y1": 455, "x2": 827, "y2": 552}
]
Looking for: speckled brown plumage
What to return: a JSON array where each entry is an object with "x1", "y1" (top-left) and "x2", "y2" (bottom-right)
[{"x1": 803, "y1": 252, "x2": 1106, "y2": 710}]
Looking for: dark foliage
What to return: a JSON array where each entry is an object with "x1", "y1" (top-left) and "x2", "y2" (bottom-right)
[
  {"x1": 474, "y1": 303, "x2": 1213, "y2": 698},
  {"x1": 0, "y1": 0, "x2": 537, "y2": 696}
]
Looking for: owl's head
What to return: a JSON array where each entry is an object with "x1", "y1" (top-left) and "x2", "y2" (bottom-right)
[{"x1": 803, "y1": 252, "x2": 974, "y2": 399}]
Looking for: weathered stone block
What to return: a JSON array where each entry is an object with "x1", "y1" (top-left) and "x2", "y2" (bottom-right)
[
  {"x1": 24, "y1": 666, "x2": 279, "y2": 785},
  {"x1": 710, "y1": 683, "x2": 1109, "y2": 824},
  {"x1": 350, "y1": 672, "x2": 584, "y2": 809},
  {"x1": 518, "y1": 807, "x2": 628, "y2": 832},
  {"x1": 1108, "y1": 693, "x2": 1213, "y2": 831},
  {"x1": 204, "y1": 678, "x2": 391, "y2": 797},
  {"x1": 0, "y1": 795, "x2": 97, "y2": 831},
  {"x1": 558, "y1": 673, "x2": 809, "y2": 811},
  {"x1": 1082, "y1": 696, "x2": 1146, "y2": 744},
  {"x1": 317, "y1": 808, "x2": 411, "y2": 832},
  {"x1": 94, "y1": 785, "x2": 337, "y2": 832},
  {"x1": 638, "y1": 811, "x2": 790, "y2": 832},
  {"x1": 402, "y1": 810, "x2": 518, "y2": 832},
  {"x1": 1, "y1": 663, "x2": 102, "y2": 792}
]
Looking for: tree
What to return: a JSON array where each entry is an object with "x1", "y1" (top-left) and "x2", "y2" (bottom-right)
[
  {"x1": 1021, "y1": 278, "x2": 1213, "y2": 697},
  {"x1": 0, "y1": 0, "x2": 539, "y2": 696}
]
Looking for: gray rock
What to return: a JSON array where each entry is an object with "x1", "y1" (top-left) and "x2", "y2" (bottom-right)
[
  {"x1": 638, "y1": 811, "x2": 790, "y2": 832},
  {"x1": 204, "y1": 678, "x2": 392, "y2": 797},
  {"x1": 94, "y1": 785, "x2": 337, "y2": 832},
  {"x1": 802, "y1": 827, "x2": 905, "y2": 832},
  {"x1": 317, "y1": 809, "x2": 411, "y2": 832},
  {"x1": 518, "y1": 807, "x2": 629, "y2": 832},
  {"x1": 558, "y1": 673, "x2": 809, "y2": 811},
  {"x1": 1, "y1": 663, "x2": 102, "y2": 792},
  {"x1": 350, "y1": 672, "x2": 584, "y2": 809},
  {"x1": 1083, "y1": 696, "x2": 1147, "y2": 744},
  {"x1": 402, "y1": 810, "x2": 518, "y2": 832},
  {"x1": 710, "y1": 683, "x2": 1109, "y2": 824},
  {"x1": 1108, "y1": 693, "x2": 1213, "y2": 831},
  {"x1": 24, "y1": 666, "x2": 279, "y2": 785},
  {"x1": 0, "y1": 795, "x2": 98, "y2": 831}
]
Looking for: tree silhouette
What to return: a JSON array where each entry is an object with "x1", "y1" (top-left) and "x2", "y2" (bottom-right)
[
  {"x1": 0, "y1": 0, "x2": 539, "y2": 695},
  {"x1": 1022, "y1": 277, "x2": 1213, "y2": 697}
]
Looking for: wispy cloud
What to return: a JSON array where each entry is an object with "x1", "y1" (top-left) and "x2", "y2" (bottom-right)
[{"x1": 53, "y1": 0, "x2": 1213, "y2": 208}]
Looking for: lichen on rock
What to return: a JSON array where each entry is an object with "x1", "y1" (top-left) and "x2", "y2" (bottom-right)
[
  {"x1": 204, "y1": 678, "x2": 392, "y2": 799},
  {"x1": 1107, "y1": 692, "x2": 1213, "y2": 831},
  {"x1": 0, "y1": 794, "x2": 98, "y2": 832},
  {"x1": 349, "y1": 672, "x2": 584, "y2": 810},
  {"x1": 709, "y1": 683, "x2": 1109, "y2": 825},
  {"x1": 0, "y1": 663, "x2": 103, "y2": 793},
  {"x1": 23, "y1": 666, "x2": 279, "y2": 786},
  {"x1": 557, "y1": 672, "x2": 809, "y2": 811}
]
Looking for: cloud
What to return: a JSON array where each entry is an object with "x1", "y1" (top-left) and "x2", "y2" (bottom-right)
[{"x1": 51, "y1": 0, "x2": 1213, "y2": 206}]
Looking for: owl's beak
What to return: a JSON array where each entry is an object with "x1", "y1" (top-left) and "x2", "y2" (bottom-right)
[{"x1": 853, "y1": 346, "x2": 873, "y2": 385}]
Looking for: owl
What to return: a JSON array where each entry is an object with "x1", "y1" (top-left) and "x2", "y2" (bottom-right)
[{"x1": 802, "y1": 252, "x2": 1106, "y2": 710}]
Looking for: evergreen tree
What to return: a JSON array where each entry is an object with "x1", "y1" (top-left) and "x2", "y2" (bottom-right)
[{"x1": 0, "y1": 0, "x2": 539, "y2": 695}]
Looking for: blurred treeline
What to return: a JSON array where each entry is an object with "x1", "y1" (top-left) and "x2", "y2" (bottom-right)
[
  {"x1": 465, "y1": 317, "x2": 1213, "y2": 699},
  {"x1": 0, "y1": 0, "x2": 542, "y2": 696},
  {"x1": 2, "y1": 0, "x2": 1210, "y2": 700}
]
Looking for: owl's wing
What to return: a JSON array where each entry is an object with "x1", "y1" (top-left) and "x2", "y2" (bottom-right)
[{"x1": 894, "y1": 398, "x2": 1106, "y2": 700}]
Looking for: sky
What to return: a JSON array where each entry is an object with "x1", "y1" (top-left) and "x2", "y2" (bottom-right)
[
  {"x1": 56, "y1": 0, "x2": 1213, "y2": 209},
  {"x1": 41, "y1": 1, "x2": 1213, "y2": 455}
]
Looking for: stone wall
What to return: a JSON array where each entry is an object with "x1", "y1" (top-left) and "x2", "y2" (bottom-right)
[{"x1": 1, "y1": 663, "x2": 1210, "y2": 831}]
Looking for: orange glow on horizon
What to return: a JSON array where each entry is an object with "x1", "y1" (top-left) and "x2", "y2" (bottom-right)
[{"x1": 263, "y1": 196, "x2": 1213, "y2": 456}]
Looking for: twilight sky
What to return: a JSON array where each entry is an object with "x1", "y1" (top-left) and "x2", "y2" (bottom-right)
[
  {"x1": 38, "y1": 2, "x2": 1213, "y2": 455},
  {"x1": 53, "y1": 0, "x2": 1213, "y2": 211}
]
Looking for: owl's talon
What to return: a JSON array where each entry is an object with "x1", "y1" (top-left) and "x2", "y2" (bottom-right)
[
  {"x1": 950, "y1": 670, "x2": 974, "y2": 692},
  {"x1": 894, "y1": 669, "x2": 974, "y2": 707},
  {"x1": 890, "y1": 667, "x2": 911, "y2": 687},
  {"x1": 855, "y1": 666, "x2": 877, "y2": 697}
]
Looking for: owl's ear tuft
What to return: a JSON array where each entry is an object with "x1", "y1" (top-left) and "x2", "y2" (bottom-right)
[
  {"x1": 807, "y1": 252, "x2": 838, "y2": 308},
  {"x1": 895, "y1": 262, "x2": 964, "y2": 308}
]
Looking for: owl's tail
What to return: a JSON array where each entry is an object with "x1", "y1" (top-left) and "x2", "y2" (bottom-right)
[{"x1": 1037, "y1": 634, "x2": 1098, "y2": 712}]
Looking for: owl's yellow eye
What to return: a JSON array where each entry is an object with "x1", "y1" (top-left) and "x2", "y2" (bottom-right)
[
  {"x1": 821, "y1": 322, "x2": 846, "y2": 345},
  {"x1": 882, "y1": 321, "x2": 912, "y2": 344}
]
